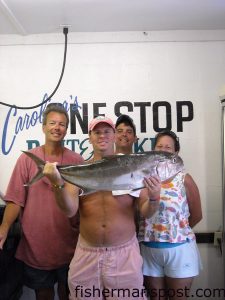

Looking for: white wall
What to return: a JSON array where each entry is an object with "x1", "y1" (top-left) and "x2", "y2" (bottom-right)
[
  {"x1": 0, "y1": 30, "x2": 224, "y2": 232},
  {"x1": 0, "y1": 30, "x2": 224, "y2": 296}
]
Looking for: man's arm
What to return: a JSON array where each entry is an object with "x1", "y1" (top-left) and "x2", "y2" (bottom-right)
[
  {"x1": 0, "y1": 202, "x2": 21, "y2": 249},
  {"x1": 43, "y1": 162, "x2": 79, "y2": 217}
]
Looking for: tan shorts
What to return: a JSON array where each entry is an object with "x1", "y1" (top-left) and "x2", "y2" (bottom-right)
[{"x1": 68, "y1": 235, "x2": 147, "y2": 300}]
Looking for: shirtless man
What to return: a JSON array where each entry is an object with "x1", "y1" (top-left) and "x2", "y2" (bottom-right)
[{"x1": 43, "y1": 116, "x2": 161, "y2": 300}]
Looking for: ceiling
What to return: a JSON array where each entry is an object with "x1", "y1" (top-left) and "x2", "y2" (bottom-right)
[{"x1": 0, "y1": 0, "x2": 225, "y2": 36}]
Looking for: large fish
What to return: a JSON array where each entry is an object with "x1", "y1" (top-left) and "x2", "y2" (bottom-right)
[{"x1": 22, "y1": 150, "x2": 184, "y2": 195}]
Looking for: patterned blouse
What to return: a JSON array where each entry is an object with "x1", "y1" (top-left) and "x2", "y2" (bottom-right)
[{"x1": 138, "y1": 172, "x2": 195, "y2": 243}]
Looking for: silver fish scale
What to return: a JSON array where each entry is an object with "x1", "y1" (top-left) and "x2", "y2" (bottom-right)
[
  {"x1": 58, "y1": 151, "x2": 183, "y2": 193},
  {"x1": 23, "y1": 150, "x2": 184, "y2": 195}
]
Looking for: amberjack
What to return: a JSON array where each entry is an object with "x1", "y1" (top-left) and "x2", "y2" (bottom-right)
[{"x1": 22, "y1": 150, "x2": 184, "y2": 195}]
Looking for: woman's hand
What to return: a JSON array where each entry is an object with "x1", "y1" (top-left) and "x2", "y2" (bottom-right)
[{"x1": 143, "y1": 176, "x2": 161, "y2": 201}]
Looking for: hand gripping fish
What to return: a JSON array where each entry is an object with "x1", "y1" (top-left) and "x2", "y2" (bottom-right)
[{"x1": 22, "y1": 151, "x2": 184, "y2": 195}]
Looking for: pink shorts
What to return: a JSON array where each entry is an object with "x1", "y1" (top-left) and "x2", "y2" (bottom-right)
[{"x1": 68, "y1": 235, "x2": 147, "y2": 300}]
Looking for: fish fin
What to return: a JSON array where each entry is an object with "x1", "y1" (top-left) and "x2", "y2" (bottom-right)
[
  {"x1": 60, "y1": 175, "x2": 99, "y2": 196},
  {"x1": 79, "y1": 187, "x2": 98, "y2": 196},
  {"x1": 24, "y1": 172, "x2": 44, "y2": 186},
  {"x1": 131, "y1": 186, "x2": 145, "y2": 191},
  {"x1": 101, "y1": 153, "x2": 130, "y2": 160},
  {"x1": 101, "y1": 155, "x2": 119, "y2": 160},
  {"x1": 161, "y1": 171, "x2": 181, "y2": 183},
  {"x1": 112, "y1": 189, "x2": 133, "y2": 196},
  {"x1": 22, "y1": 151, "x2": 45, "y2": 186},
  {"x1": 22, "y1": 151, "x2": 45, "y2": 165}
]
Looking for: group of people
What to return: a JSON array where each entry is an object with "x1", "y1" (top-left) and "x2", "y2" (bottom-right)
[{"x1": 0, "y1": 103, "x2": 202, "y2": 300}]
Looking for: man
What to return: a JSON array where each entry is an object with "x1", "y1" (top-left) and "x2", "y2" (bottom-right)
[
  {"x1": 114, "y1": 114, "x2": 140, "y2": 231},
  {"x1": 43, "y1": 116, "x2": 161, "y2": 300},
  {"x1": 115, "y1": 114, "x2": 137, "y2": 154},
  {"x1": 0, "y1": 103, "x2": 84, "y2": 300}
]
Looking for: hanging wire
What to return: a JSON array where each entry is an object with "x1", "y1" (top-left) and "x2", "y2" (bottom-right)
[{"x1": 0, "y1": 27, "x2": 68, "y2": 110}]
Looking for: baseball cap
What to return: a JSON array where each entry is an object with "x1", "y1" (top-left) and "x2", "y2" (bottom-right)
[
  {"x1": 115, "y1": 114, "x2": 136, "y2": 135},
  {"x1": 88, "y1": 116, "x2": 115, "y2": 131}
]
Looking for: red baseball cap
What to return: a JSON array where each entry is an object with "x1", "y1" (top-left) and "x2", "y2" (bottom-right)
[{"x1": 88, "y1": 116, "x2": 115, "y2": 131}]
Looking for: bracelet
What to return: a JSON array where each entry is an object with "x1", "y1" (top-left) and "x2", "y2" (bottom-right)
[
  {"x1": 149, "y1": 198, "x2": 159, "y2": 202},
  {"x1": 52, "y1": 183, "x2": 65, "y2": 189}
]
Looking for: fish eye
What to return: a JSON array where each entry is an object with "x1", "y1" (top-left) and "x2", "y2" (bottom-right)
[{"x1": 172, "y1": 157, "x2": 177, "y2": 163}]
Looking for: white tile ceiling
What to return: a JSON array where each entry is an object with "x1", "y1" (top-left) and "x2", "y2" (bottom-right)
[{"x1": 0, "y1": 0, "x2": 225, "y2": 36}]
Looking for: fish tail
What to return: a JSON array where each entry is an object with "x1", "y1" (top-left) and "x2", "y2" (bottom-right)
[{"x1": 22, "y1": 151, "x2": 45, "y2": 186}]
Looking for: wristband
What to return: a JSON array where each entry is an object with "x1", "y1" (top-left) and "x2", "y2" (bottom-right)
[
  {"x1": 149, "y1": 197, "x2": 159, "y2": 202},
  {"x1": 52, "y1": 183, "x2": 65, "y2": 189}
]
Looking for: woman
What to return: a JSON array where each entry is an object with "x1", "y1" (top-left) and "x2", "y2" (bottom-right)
[{"x1": 139, "y1": 130, "x2": 202, "y2": 300}]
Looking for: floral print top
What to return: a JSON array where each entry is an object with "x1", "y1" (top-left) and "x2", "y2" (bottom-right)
[{"x1": 138, "y1": 172, "x2": 195, "y2": 243}]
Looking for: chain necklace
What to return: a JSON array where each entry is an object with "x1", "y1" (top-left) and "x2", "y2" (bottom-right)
[{"x1": 42, "y1": 145, "x2": 64, "y2": 165}]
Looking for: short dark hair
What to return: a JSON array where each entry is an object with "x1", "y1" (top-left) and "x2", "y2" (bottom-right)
[
  {"x1": 115, "y1": 114, "x2": 136, "y2": 135},
  {"x1": 42, "y1": 103, "x2": 69, "y2": 128},
  {"x1": 154, "y1": 130, "x2": 180, "y2": 152}
]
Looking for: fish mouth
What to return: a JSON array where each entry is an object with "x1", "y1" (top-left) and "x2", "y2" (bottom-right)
[{"x1": 156, "y1": 160, "x2": 180, "y2": 182}]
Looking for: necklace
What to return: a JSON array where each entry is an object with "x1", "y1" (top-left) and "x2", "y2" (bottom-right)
[{"x1": 42, "y1": 145, "x2": 64, "y2": 165}]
